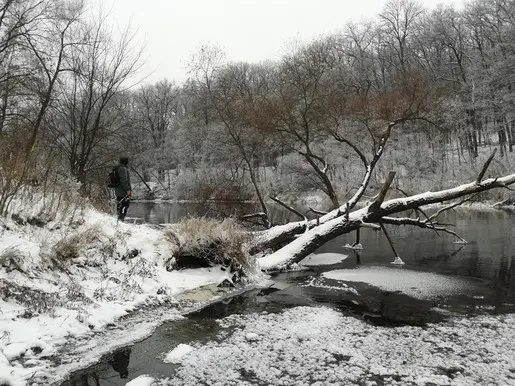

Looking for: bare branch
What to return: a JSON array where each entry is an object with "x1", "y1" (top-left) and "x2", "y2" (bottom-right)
[
  {"x1": 379, "y1": 222, "x2": 401, "y2": 259},
  {"x1": 476, "y1": 148, "x2": 497, "y2": 184},
  {"x1": 381, "y1": 217, "x2": 467, "y2": 243},
  {"x1": 308, "y1": 207, "x2": 328, "y2": 216},
  {"x1": 332, "y1": 133, "x2": 368, "y2": 167},
  {"x1": 360, "y1": 222, "x2": 381, "y2": 230},
  {"x1": 239, "y1": 213, "x2": 271, "y2": 228},
  {"x1": 270, "y1": 196, "x2": 307, "y2": 222},
  {"x1": 428, "y1": 197, "x2": 474, "y2": 221}
]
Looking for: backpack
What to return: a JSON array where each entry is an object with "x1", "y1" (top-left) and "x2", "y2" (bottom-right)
[{"x1": 106, "y1": 166, "x2": 120, "y2": 188}]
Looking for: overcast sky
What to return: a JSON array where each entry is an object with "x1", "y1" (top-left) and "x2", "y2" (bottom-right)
[{"x1": 106, "y1": 0, "x2": 465, "y2": 85}]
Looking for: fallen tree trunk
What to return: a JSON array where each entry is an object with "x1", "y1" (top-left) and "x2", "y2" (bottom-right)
[{"x1": 257, "y1": 172, "x2": 515, "y2": 271}]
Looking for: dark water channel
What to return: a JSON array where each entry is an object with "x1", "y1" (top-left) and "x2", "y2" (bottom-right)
[{"x1": 61, "y1": 204, "x2": 515, "y2": 386}]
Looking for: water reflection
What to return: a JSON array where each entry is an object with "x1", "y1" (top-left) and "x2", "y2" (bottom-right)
[
  {"x1": 60, "y1": 291, "x2": 278, "y2": 386},
  {"x1": 108, "y1": 348, "x2": 131, "y2": 379},
  {"x1": 64, "y1": 348, "x2": 132, "y2": 386},
  {"x1": 129, "y1": 201, "x2": 298, "y2": 225}
]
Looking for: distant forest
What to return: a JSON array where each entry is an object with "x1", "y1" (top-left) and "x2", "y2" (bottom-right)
[{"x1": 0, "y1": 0, "x2": 514, "y2": 216}]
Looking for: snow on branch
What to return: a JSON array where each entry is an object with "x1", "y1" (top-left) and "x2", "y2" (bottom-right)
[
  {"x1": 380, "y1": 173, "x2": 515, "y2": 217},
  {"x1": 258, "y1": 171, "x2": 515, "y2": 271}
]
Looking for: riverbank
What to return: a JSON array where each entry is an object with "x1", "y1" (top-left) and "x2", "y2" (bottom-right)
[
  {"x1": 1, "y1": 199, "x2": 514, "y2": 385},
  {"x1": 0, "y1": 208, "x2": 266, "y2": 386}
]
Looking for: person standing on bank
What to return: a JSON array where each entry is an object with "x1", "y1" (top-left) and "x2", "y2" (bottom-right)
[{"x1": 114, "y1": 156, "x2": 132, "y2": 221}]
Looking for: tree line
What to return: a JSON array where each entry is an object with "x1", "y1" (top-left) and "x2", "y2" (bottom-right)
[{"x1": 0, "y1": 0, "x2": 514, "y2": 220}]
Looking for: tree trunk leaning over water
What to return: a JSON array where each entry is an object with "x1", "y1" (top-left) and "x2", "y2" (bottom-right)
[
  {"x1": 248, "y1": 119, "x2": 408, "y2": 255},
  {"x1": 256, "y1": 166, "x2": 515, "y2": 271}
]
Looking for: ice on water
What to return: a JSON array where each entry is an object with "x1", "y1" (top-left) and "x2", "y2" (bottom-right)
[
  {"x1": 152, "y1": 305, "x2": 515, "y2": 386},
  {"x1": 299, "y1": 252, "x2": 349, "y2": 266},
  {"x1": 323, "y1": 266, "x2": 482, "y2": 299}
]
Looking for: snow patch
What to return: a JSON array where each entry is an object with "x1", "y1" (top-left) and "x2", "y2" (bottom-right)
[
  {"x1": 0, "y1": 374, "x2": 25, "y2": 386},
  {"x1": 343, "y1": 243, "x2": 363, "y2": 250},
  {"x1": 163, "y1": 344, "x2": 195, "y2": 364},
  {"x1": 0, "y1": 207, "x2": 262, "y2": 384},
  {"x1": 245, "y1": 332, "x2": 260, "y2": 341},
  {"x1": 302, "y1": 277, "x2": 359, "y2": 295},
  {"x1": 125, "y1": 375, "x2": 156, "y2": 386},
  {"x1": 299, "y1": 252, "x2": 349, "y2": 266},
  {"x1": 3, "y1": 340, "x2": 53, "y2": 361}
]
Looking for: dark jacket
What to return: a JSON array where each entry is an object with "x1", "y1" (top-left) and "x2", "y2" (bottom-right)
[{"x1": 114, "y1": 164, "x2": 131, "y2": 197}]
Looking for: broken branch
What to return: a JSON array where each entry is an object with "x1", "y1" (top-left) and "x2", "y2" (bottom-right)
[
  {"x1": 476, "y1": 148, "x2": 497, "y2": 184},
  {"x1": 270, "y1": 196, "x2": 307, "y2": 222},
  {"x1": 367, "y1": 171, "x2": 396, "y2": 217}
]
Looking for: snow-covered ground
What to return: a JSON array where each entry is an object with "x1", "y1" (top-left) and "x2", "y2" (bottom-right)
[
  {"x1": 0, "y1": 207, "x2": 265, "y2": 386},
  {"x1": 2, "y1": 194, "x2": 515, "y2": 386},
  {"x1": 131, "y1": 306, "x2": 515, "y2": 385}
]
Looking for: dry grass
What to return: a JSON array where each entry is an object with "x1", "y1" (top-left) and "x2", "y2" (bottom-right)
[
  {"x1": 0, "y1": 278, "x2": 59, "y2": 316},
  {"x1": 53, "y1": 235, "x2": 81, "y2": 261},
  {"x1": 5, "y1": 181, "x2": 85, "y2": 228},
  {"x1": 164, "y1": 217, "x2": 250, "y2": 272},
  {"x1": 51, "y1": 227, "x2": 114, "y2": 264},
  {"x1": 0, "y1": 246, "x2": 25, "y2": 273}
]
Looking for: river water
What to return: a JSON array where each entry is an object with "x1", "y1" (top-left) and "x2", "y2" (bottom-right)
[{"x1": 61, "y1": 203, "x2": 515, "y2": 385}]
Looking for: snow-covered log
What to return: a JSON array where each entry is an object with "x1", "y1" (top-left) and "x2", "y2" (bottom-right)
[{"x1": 257, "y1": 172, "x2": 515, "y2": 271}]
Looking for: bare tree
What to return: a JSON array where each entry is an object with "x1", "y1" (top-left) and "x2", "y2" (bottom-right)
[
  {"x1": 133, "y1": 79, "x2": 179, "y2": 181},
  {"x1": 379, "y1": 0, "x2": 425, "y2": 74},
  {"x1": 45, "y1": 10, "x2": 143, "y2": 192},
  {"x1": 0, "y1": 0, "x2": 84, "y2": 214},
  {"x1": 273, "y1": 39, "x2": 341, "y2": 208},
  {"x1": 137, "y1": 80, "x2": 178, "y2": 147},
  {"x1": 190, "y1": 45, "x2": 276, "y2": 226},
  {"x1": 0, "y1": 0, "x2": 48, "y2": 135}
]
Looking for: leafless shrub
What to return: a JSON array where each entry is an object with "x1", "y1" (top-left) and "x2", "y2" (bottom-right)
[
  {"x1": 93, "y1": 274, "x2": 144, "y2": 302},
  {"x1": 5, "y1": 174, "x2": 85, "y2": 229},
  {"x1": 126, "y1": 257, "x2": 153, "y2": 278},
  {"x1": 53, "y1": 236, "x2": 81, "y2": 261},
  {"x1": 172, "y1": 168, "x2": 252, "y2": 203},
  {"x1": 65, "y1": 280, "x2": 91, "y2": 303},
  {"x1": 51, "y1": 227, "x2": 113, "y2": 264},
  {"x1": 163, "y1": 217, "x2": 250, "y2": 274}
]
